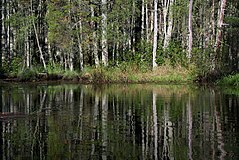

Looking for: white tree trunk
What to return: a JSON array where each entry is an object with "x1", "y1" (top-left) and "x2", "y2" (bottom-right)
[
  {"x1": 78, "y1": 21, "x2": 84, "y2": 71},
  {"x1": 163, "y1": 0, "x2": 174, "y2": 50},
  {"x1": 141, "y1": 0, "x2": 145, "y2": 41},
  {"x1": 214, "y1": 0, "x2": 227, "y2": 69},
  {"x1": 91, "y1": 5, "x2": 99, "y2": 68},
  {"x1": 163, "y1": 0, "x2": 169, "y2": 46},
  {"x1": 188, "y1": 0, "x2": 193, "y2": 61},
  {"x1": 31, "y1": 0, "x2": 46, "y2": 70},
  {"x1": 101, "y1": 0, "x2": 108, "y2": 66},
  {"x1": 152, "y1": 0, "x2": 158, "y2": 69},
  {"x1": 25, "y1": 31, "x2": 30, "y2": 68},
  {"x1": 146, "y1": 0, "x2": 150, "y2": 42}
]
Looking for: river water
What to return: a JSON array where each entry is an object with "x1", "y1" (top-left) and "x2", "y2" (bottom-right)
[{"x1": 0, "y1": 83, "x2": 238, "y2": 159}]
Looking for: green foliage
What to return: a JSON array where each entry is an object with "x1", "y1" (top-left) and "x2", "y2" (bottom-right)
[
  {"x1": 136, "y1": 41, "x2": 153, "y2": 65},
  {"x1": 46, "y1": 1, "x2": 72, "y2": 49},
  {"x1": 156, "y1": 41, "x2": 187, "y2": 67},
  {"x1": 191, "y1": 47, "x2": 212, "y2": 76},
  {"x1": 46, "y1": 63, "x2": 64, "y2": 75},
  {"x1": 18, "y1": 68, "x2": 38, "y2": 81},
  {"x1": 225, "y1": 16, "x2": 239, "y2": 27},
  {"x1": 2, "y1": 56, "x2": 24, "y2": 76},
  {"x1": 217, "y1": 74, "x2": 239, "y2": 86},
  {"x1": 78, "y1": 62, "x2": 194, "y2": 84},
  {"x1": 62, "y1": 71, "x2": 79, "y2": 80},
  {"x1": 118, "y1": 61, "x2": 150, "y2": 73}
]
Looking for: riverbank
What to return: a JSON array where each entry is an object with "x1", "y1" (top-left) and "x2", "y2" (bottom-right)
[
  {"x1": 1, "y1": 64, "x2": 238, "y2": 86},
  {"x1": 0, "y1": 64, "x2": 195, "y2": 84}
]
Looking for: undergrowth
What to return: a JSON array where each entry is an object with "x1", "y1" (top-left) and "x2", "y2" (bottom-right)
[{"x1": 217, "y1": 73, "x2": 239, "y2": 86}]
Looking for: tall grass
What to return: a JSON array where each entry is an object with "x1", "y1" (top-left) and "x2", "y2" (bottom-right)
[{"x1": 80, "y1": 63, "x2": 195, "y2": 84}]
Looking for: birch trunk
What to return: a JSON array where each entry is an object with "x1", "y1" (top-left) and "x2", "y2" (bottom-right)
[
  {"x1": 188, "y1": 0, "x2": 193, "y2": 61},
  {"x1": 101, "y1": 0, "x2": 108, "y2": 66},
  {"x1": 146, "y1": 0, "x2": 150, "y2": 42},
  {"x1": 30, "y1": 0, "x2": 46, "y2": 70},
  {"x1": 152, "y1": 0, "x2": 158, "y2": 69},
  {"x1": 214, "y1": 0, "x2": 227, "y2": 69},
  {"x1": 141, "y1": 0, "x2": 145, "y2": 41},
  {"x1": 163, "y1": 0, "x2": 169, "y2": 49},
  {"x1": 163, "y1": 0, "x2": 174, "y2": 50},
  {"x1": 0, "y1": 0, "x2": 2, "y2": 67},
  {"x1": 91, "y1": 5, "x2": 99, "y2": 68},
  {"x1": 68, "y1": 0, "x2": 74, "y2": 71},
  {"x1": 25, "y1": 31, "x2": 30, "y2": 68}
]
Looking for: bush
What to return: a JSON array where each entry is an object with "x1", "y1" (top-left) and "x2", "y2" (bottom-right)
[
  {"x1": 2, "y1": 56, "x2": 23, "y2": 76},
  {"x1": 62, "y1": 71, "x2": 79, "y2": 80},
  {"x1": 18, "y1": 69, "x2": 38, "y2": 81},
  {"x1": 217, "y1": 73, "x2": 239, "y2": 86}
]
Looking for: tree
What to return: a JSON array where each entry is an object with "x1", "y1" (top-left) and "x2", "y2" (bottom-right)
[
  {"x1": 214, "y1": 0, "x2": 227, "y2": 69},
  {"x1": 101, "y1": 0, "x2": 108, "y2": 66},
  {"x1": 188, "y1": 0, "x2": 193, "y2": 61},
  {"x1": 152, "y1": 0, "x2": 158, "y2": 69}
]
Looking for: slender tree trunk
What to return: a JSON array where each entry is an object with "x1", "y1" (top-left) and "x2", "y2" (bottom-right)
[
  {"x1": 2, "y1": 0, "x2": 6, "y2": 63},
  {"x1": 141, "y1": 0, "x2": 145, "y2": 41},
  {"x1": 101, "y1": 0, "x2": 108, "y2": 66},
  {"x1": 91, "y1": 5, "x2": 99, "y2": 68},
  {"x1": 131, "y1": 0, "x2": 136, "y2": 54},
  {"x1": 78, "y1": 21, "x2": 84, "y2": 70},
  {"x1": 30, "y1": 0, "x2": 46, "y2": 70},
  {"x1": 163, "y1": 0, "x2": 169, "y2": 50},
  {"x1": 25, "y1": 31, "x2": 30, "y2": 68},
  {"x1": 152, "y1": 0, "x2": 158, "y2": 69},
  {"x1": 214, "y1": 0, "x2": 227, "y2": 69},
  {"x1": 188, "y1": 0, "x2": 193, "y2": 61},
  {"x1": 163, "y1": 0, "x2": 174, "y2": 50},
  {"x1": 146, "y1": 0, "x2": 149, "y2": 42},
  {"x1": 0, "y1": 0, "x2": 2, "y2": 68},
  {"x1": 68, "y1": 0, "x2": 74, "y2": 71}
]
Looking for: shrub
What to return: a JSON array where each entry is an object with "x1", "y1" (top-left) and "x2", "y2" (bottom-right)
[
  {"x1": 217, "y1": 74, "x2": 239, "y2": 86},
  {"x1": 18, "y1": 68, "x2": 38, "y2": 81}
]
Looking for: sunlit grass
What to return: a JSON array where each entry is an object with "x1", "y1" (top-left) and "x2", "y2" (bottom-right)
[{"x1": 81, "y1": 63, "x2": 195, "y2": 84}]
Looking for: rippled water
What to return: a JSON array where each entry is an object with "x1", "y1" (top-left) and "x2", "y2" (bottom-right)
[{"x1": 0, "y1": 84, "x2": 238, "y2": 159}]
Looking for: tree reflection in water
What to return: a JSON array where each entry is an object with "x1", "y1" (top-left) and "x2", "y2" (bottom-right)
[{"x1": 0, "y1": 84, "x2": 238, "y2": 159}]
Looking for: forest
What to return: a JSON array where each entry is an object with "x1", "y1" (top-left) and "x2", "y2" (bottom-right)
[{"x1": 0, "y1": 0, "x2": 238, "y2": 83}]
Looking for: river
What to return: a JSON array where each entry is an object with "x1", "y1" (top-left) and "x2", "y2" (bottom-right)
[{"x1": 0, "y1": 83, "x2": 238, "y2": 159}]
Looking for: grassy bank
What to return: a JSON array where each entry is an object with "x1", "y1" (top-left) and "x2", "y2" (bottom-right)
[
  {"x1": 1, "y1": 63, "x2": 196, "y2": 84},
  {"x1": 81, "y1": 64, "x2": 194, "y2": 84}
]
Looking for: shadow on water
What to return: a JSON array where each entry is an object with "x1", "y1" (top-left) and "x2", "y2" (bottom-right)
[{"x1": 0, "y1": 83, "x2": 238, "y2": 159}]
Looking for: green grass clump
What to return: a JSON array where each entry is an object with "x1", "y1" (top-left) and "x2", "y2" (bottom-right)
[
  {"x1": 18, "y1": 68, "x2": 38, "y2": 81},
  {"x1": 217, "y1": 73, "x2": 239, "y2": 86},
  {"x1": 79, "y1": 63, "x2": 194, "y2": 84},
  {"x1": 62, "y1": 71, "x2": 79, "y2": 80}
]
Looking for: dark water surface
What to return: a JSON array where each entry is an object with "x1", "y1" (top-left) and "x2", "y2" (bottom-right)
[{"x1": 0, "y1": 84, "x2": 238, "y2": 160}]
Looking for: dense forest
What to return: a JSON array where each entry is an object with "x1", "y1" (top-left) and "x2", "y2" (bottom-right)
[{"x1": 0, "y1": 0, "x2": 238, "y2": 80}]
